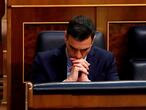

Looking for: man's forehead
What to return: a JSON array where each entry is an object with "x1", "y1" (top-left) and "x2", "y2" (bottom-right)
[{"x1": 67, "y1": 36, "x2": 92, "y2": 49}]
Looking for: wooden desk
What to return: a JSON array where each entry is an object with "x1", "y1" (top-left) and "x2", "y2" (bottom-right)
[
  {"x1": 27, "y1": 82, "x2": 146, "y2": 110},
  {"x1": 29, "y1": 94, "x2": 146, "y2": 110}
]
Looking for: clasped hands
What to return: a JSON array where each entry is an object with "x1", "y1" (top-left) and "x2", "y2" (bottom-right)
[{"x1": 64, "y1": 58, "x2": 90, "y2": 82}]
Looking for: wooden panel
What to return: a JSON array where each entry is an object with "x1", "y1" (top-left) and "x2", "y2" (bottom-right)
[
  {"x1": 0, "y1": 0, "x2": 5, "y2": 18},
  {"x1": 29, "y1": 94, "x2": 146, "y2": 109},
  {"x1": 95, "y1": 6, "x2": 146, "y2": 79},
  {"x1": 28, "y1": 108, "x2": 146, "y2": 110},
  {"x1": 0, "y1": 0, "x2": 5, "y2": 102},
  {"x1": 0, "y1": 0, "x2": 5, "y2": 76},
  {"x1": 108, "y1": 22, "x2": 146, "y2": 80},
  {"x1": 8, "y1": 0, "x2": 146, "y2": 5},
  {"x1": 96, "y1": 6, "x2": 146, "y2": 40}
]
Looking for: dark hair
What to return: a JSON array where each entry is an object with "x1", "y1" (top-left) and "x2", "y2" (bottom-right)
[{"x1": 66, "y1": 15, "x2": 96, "y2": 41}]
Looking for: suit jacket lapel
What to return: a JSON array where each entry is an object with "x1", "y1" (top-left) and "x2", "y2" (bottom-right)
[{"x1": 86, "y1": 47, "x2": 97, "y2": 80}]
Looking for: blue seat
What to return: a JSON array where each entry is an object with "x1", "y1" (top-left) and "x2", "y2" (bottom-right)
[
  {"x1": 128, "y1": 26, "x2": 146, "y2": 80},
  {"x1": 36, "y1": 31, "x2": 105, "y2": 53}
]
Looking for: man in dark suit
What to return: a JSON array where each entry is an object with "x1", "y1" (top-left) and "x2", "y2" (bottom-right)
[{"x1": 30, "y1": 15, "x2": 119, "y2": 84}]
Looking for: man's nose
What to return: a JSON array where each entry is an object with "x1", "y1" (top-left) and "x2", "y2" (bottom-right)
[{"x1": 75, "y1": 50, "x2": 82, "y2": 59}]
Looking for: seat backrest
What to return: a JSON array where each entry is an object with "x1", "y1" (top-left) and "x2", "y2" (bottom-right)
[
  {"x1": 36, "y1": 31, "x2": 105, "y2": 53},
  {"x1": 127, "y1": 26, "x2": 146, "y2": 80},
  {"x1": 128, "y1": 26, "x2": 146, "y2": 58}
]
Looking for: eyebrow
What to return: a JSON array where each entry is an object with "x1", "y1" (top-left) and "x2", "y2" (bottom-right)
[{"x1": 69, "y1": 44, "x2": 90, "y2": 51}]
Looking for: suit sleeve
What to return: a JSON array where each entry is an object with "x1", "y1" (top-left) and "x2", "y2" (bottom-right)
[{"x1": 105, "y1": 53, "x2": 119, "y2": 80}]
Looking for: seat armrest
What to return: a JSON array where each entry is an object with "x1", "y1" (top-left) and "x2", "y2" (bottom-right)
[
  {"x1": 25, "y1": 82, "x2": 33, "y2": 108},
  {"x1": 129, "y1": 59, "x2": 146, "y2": 80}
]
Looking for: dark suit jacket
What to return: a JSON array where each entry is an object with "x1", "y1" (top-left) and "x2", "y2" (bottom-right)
[{"x1": 29, "y1": 45, "x2": 119, "y2": 84}]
